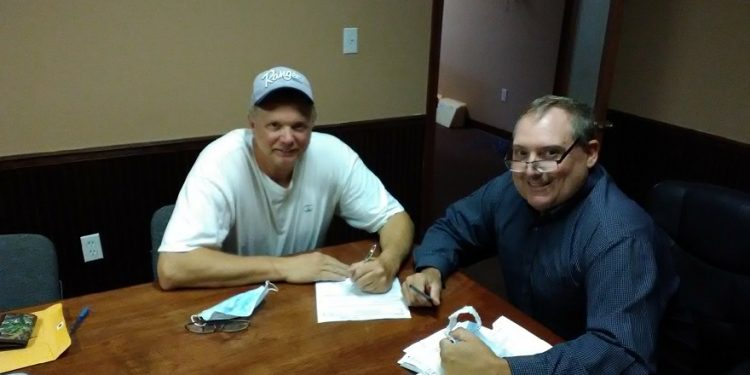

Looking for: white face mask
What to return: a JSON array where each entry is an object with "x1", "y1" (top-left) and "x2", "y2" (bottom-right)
[
  {"x1": 445, "y1": 305, "x2": 483, "y2": 339},
  {"x1": 444, "y1": 305, "x2": 505, "y2": 355},
  {"x1": 193, "y1": 281, "x2": 278, "y2": 322}
]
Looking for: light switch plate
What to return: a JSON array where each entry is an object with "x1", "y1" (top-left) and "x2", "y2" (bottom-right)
[{"x1": 343, "y1": 27, "x2": 358, "y2": 54}]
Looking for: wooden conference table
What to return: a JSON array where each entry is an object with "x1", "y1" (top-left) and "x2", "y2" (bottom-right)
[{"x1": 15, "y1": 240, "x2": 562, "y2": 374}]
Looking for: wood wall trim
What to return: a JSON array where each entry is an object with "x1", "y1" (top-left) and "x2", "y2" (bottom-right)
[
  {"x1": 553, "y1": 0, "x2": 578, "y2": 95},
  {"x1": 319, "y1": 115, "x2": 424, "y2": 131},
  {"x1": 420, "y1": 0, "x2": 444, "y2": 236},
  {"x1": 0, "y1": 137, "x2": 217, "y2": 171},
  {"x1": 466, "y1": 117, "x2": 513, "y2": 140},
  {"x1": 601, "y1": 110, "x2": 750, "y2": 204},
  {"x1": 594, "y1": 0, "x2": 624, "y2": 122},
  {"x1": 0, "y1": 115, "x2": 424, "y2": 172}
]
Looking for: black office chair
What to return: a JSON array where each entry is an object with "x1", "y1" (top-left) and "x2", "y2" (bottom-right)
[
  {"x1": 647, "y1": 181, "x2": 750, "y2": 375},
  {"x1": 0, "y1": 233, "x2": 62, "y2": 310},
  {"x1": 150, "y1": 204, "x2": 175, "y2": 280}
]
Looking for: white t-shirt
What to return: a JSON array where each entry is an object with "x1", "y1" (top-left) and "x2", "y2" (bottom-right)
[{"x1": 159, "y1": 129, "x2": 404, "y2": 256}]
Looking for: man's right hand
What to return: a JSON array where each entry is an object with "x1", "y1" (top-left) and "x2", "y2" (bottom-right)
[
  {"x1": 277, "y1": 252, "x2": 350, "y2": 283},
  {"x1": 401, "y1": 267, "x2": 443, "y2": 306}
]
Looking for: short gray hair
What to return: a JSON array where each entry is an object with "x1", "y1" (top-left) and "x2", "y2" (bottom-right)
[{"x1": 518, "y1": 95, "x2": 596, "y2": 144}]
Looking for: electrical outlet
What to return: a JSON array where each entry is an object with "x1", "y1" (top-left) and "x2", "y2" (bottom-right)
[{"x1": 80, "y1": 233, "x2": 103, "y2": 262}]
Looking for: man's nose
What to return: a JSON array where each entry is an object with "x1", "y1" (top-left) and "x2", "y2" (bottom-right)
[
  {"x1": 523, "y1": 154, "x2": 542, "y2": 175},
  {"x1": 279, "y1": 127, "x2": 293, "y2": 143},
  {"x1": 523, "y1": 163, "x2": 542, "y2": 176}
]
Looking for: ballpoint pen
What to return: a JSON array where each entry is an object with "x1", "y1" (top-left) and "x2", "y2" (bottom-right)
[
  {"x1": 363, "y1": 243, "x2": 378, "y2": 262},
  {"x1": 69, "y1": 306, "x2": 90, "y2": 334},
  {"x1": 408, "y1": 284, "x2": 435, "y2": 306}
]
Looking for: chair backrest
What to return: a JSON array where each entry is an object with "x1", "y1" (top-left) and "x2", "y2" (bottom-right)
[
  {"x1": 0, "y1": 233, "x2": 61, "y2": 310},
  {"x1": 150, "y1": 204, "x2": 175, "y2": 280},
  {"x1": 647, "y1": 181, "x2": 750, "y2": 375}
]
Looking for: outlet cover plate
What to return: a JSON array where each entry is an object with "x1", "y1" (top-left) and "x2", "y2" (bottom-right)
[{"x1": 80, "y1": 233, "x2": 103, "y2": 262}]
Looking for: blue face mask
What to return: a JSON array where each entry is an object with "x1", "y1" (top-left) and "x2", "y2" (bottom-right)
[{"x1": 193, "y1": 281, "x2": 278, "y2": 322}]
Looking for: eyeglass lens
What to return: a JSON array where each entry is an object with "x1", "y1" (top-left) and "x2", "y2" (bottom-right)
[
  {"x1": 505, "y1": 160, "x2": 557, "y2": 173},
  {"x1": 505, "y1": 138, "x2": 580, "y2": 173},
  {"x1": 185, "y1": 318, "x2": 250, "y2": 334}
]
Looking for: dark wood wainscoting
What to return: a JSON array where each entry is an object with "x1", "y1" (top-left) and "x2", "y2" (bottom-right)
[
  {"x1": 600, "y1": 110, "x2": 750, "y2": 205},
  {"x1": 0, "y1": 115, "x2": 425, "y2": 297}
]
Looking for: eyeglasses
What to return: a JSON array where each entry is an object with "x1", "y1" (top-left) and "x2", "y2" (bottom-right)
[
  {"x1": 185, "y1": 317, "x2": 250, "y2": 334},
  {"x1": 505, "y1": 138, "x2": 580, "y2": 173}
]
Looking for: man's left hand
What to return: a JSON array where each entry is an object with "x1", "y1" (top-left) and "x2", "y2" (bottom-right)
[
  {"x1": 439, "y1": 328, "x2": 510, "y2": 375},
  {"x1": 349, "y1": 257, "x2": 395, "y2": 293}
]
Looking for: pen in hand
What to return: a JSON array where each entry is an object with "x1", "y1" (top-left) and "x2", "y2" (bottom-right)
[
  {"x1": 408, "y1": 284, "x2": 435, "y2": 306},
  {"x1": 363, "y1": 243, "x2": 378, "y2": 262},
  {"x1": 69, "y1": 306, "x2": 90, "y2": 334}
]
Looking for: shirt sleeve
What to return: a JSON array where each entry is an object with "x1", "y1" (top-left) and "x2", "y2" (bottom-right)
[
  {"x1": 336, "y1": 155, "x2": 404, "y2": 233},
  {"x1": 158, "y1": 172, "x2": 233, "y2": 253},
  {"x1": 506, "y1": 235, "x2": 672, "y2": 375},
  {"x1": 413, "y1": 178, "x2": 499, "y2": 277}
]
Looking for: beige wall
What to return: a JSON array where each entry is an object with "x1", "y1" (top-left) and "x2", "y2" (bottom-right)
[
  {"x1": 438, "y1": 0, "x2": 565, "y2": 132},
  {"x1": 610, "y1": 0, "x2": 750, "y2": 144},
  {"x1": 0, "y1": 0, "x2": 431, "y2": 156}
]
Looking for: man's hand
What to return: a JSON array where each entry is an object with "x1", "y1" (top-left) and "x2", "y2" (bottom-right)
[
  {"x1": 439, "y1": 328, "x2": 510, "y2": 375},
  {"x1": 349, "y1": 257, "x2": 396, "y2": 293},
  {"x1": 277, "y1": 252, "x2": 349, "y2": 283},
  {"x1": 401, "y1": 267, "x2": 442, "y2": 306}
]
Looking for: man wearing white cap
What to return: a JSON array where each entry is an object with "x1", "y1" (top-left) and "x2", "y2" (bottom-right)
[{"x1": 157, "y1": 66, "x2": 414, "y2": 292}]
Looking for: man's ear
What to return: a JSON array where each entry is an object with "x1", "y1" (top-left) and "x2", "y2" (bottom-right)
[
  {"x1": 585, "y1": 139, "x2": 600, "y2": 167},
  {"x1": 247, "y1": 114, "x2": 255, "y2": 129}
]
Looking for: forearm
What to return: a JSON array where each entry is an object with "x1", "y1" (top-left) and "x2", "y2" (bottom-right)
[
  {"x1": 506, "y1": 334, "x2": 649, "y2": 375},
  {"x1": 414, "y1": 189, "x2": 493, "y2": 277},
  {"x1": 377, "y1": 211, "x2": 414, "y2": 276},
  {"x1": 157, "y1": 247, "x2": 285, "y2": 290},
  {"x1": 413, "y1": 220, "x2": 465, "y2": 279}
]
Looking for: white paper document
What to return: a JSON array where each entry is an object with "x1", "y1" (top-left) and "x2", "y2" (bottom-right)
[
  {"x1": 315, "y1": 278, "x2": 411, "y2": 323},
  {"x1": 397, "y1": 313, "x2": 552, "y2": 375},
  {"x1": 487, "y1": 316, "x2": 553, "y2": 357}
]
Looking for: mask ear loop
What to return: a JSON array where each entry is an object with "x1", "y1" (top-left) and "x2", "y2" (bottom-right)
[
  {"x1": 445, "y1": 306, "x2": 483, "y2": 342},
  {"x1": 265, "y1": 281, "x2": 280, "y2": 293}
]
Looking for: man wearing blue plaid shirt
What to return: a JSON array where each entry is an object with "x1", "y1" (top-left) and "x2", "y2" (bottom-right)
[{"x1": 403, "y1": 95, "x2": 678, "y2": 375}]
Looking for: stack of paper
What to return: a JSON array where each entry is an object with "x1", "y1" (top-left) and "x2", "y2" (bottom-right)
[
  {"x1": 397, "y1": 315, "x2": 552, "y2": 374},
  {"x1": 315, "y1": 278, "x2": 411, "y2": 323}
]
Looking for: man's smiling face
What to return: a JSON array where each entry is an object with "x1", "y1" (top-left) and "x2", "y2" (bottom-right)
[
  {"x1": 249, "y1": 101, "x2": 312, "y2": 183},
  {"x1": 510, "y1": 107, "x2": 598, "y2": 212}
]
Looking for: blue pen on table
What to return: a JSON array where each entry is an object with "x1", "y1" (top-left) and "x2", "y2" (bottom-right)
[
  {"x1": 408, "y1": 284, "x2": 435, "y2": 306},
  {"x1": 69, "y1": 306, "x2": 90, "y2": 334}
]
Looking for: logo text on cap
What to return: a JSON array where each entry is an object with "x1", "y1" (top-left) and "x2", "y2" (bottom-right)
[{"x1": 262, "y1": 69, "x2": 302, "y2": 88}]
